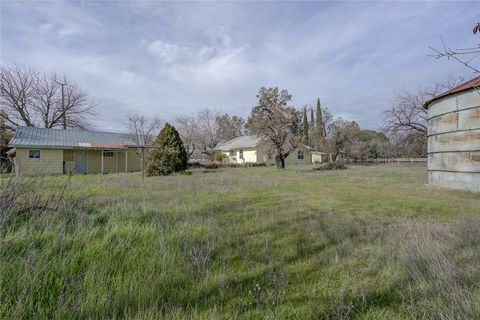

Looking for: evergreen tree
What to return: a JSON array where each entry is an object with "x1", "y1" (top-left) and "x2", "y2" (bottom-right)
[
  {"x1": 146, "y1": 123, "x2": 188, "y2": 176},
  {"x1": 303, "y1": 107, "x2": 309, "y2": 143},
  {"x1": 310, "y1": 108, "x2": 315, "y2": 129},
  {"x1": 0, "y1": 116, "x2": 12, "y2": 173},
  {"x1": 316, "y1": 98, "x2": 324, "y2": 138}
]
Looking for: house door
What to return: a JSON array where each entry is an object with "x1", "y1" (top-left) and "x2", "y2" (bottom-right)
[{"x1": 74, "y1": 150, "x2": 88, "y2": 174}]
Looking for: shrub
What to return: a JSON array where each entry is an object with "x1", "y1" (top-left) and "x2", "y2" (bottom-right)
[
  {"x1": 187, "y1": 162, "x2": 266, "y2": 169},
  {"x1": 313, "y1": 162, "x2": 347, "y2": 171},
  {"x1": 146, "y1": 123, "x2": 188, "y2": 176},
  {"x1": 211, "y1": 151, "x2": 227, "y2": 162}
]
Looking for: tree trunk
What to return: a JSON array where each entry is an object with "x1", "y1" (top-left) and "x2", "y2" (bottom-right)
[
  {"x1": 275, "y1": 154, "x2": 285, "y2": 169},
  {"x1": 333, "y1": 152, "x2": 339, "y2": 162}
]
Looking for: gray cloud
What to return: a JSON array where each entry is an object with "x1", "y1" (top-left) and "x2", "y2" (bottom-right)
[{"x1": 1, "y1": 1, "x2": 476, "y2": 131}]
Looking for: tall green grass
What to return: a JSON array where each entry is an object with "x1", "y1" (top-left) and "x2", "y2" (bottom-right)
[{"x1": 1, "y1": 165, "x2": 479, "y2": 319}]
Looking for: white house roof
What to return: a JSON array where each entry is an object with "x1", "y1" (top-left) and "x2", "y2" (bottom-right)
[
  {"x1": 216, "y1": 135, "x2": 261, "y2": 151},
  {"x1": 8, "y1": 126, "x2": 141, "y2": 149}
]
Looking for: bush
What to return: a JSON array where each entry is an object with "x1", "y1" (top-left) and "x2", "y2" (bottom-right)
[
  {"x1": 146, "y1": 123, "x2": 188, "y2": 176},
  {"x1": 211, "y1": 151, "x2": 227, "y2": 162},
  {"x1": 313, "y1": 162, "x2": 347, "y2": 171},
  {"x1": 187, "y1": 162, "x2": 266, "y2": 169}
]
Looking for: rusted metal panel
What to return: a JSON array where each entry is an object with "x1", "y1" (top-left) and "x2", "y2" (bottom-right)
[
  {"x1": 429, "y1": 107, "x2": 480, "y2": 134},
  {"x1": 428, "y1": 95, "x2": 457, "y2": 119},
  {"x1": 458, "y1": 107, "x2": 480, "y2": 131},
  {"x1": 472, "y1": 151, "x2": 480, "y2": 161},
  {"x1": 457, "y1": 90, "x2": 480, "y2": 111},
  {"x1": 428, "y1": 112, "x2": 457, "y2": 135},
  {"x1": 427, "y1": 87, "x2": 480, "y2": 192},
  {"x1": 428, "y1": 152, "x2": 480, "y2": 172},
  {"x1": 428, "y1": 171, "x2": 480, "y2": 192},
  {"x1": 428, "y1": 130, "x2": 480, "y2": 153}
]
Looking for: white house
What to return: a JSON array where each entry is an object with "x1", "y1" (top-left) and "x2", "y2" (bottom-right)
[{"x1": 215, "y1": 135, "x2": 328, "y2": 165}]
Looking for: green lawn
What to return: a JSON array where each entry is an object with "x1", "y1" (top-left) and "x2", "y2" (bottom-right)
[{"x1": 1, "y1": 165, "x2": 480, "y2": 319}]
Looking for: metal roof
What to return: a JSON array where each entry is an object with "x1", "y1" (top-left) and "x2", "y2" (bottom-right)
[
  {"x1": 216, "y1": 135, "x2": 320, "y2": 152},
  {"x1": 424, "y1": 75, "x2": 480, "y2": 109},
  {"x1": 8, "y1": 126, "x2": 141, "y2": 149},
  {"x1": 216, "y1": 135, "x2": 261, "y2": 151}
]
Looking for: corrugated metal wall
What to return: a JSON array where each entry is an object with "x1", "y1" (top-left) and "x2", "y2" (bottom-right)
[{"x1": 427, "y1": 90, "x2": 480, "y2": 192}]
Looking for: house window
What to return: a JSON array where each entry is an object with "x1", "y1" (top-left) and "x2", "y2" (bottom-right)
[
  {"x1": 239, "y1": 149, "x2": 244, "y2": 160},
  {"x1": 28, "y1": 149, "x2": 41, "y2": 159},
  {"x1": 229, "y1": 151, "x2": 234, "y2": 156},
  {"x1": 103, "y1": 150, "x2": 114, "y2": 157},
  {"x1": 298, "y1": 150, "x2": 304, "y2": 160}
]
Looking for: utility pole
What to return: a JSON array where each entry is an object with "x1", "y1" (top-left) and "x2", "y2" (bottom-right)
[
  {"x1": 55, "y1": 79, "x2": 67, "y2": 129},
  {"x1": 141, "y1": 147, "x2": 145, "y2": 184}
]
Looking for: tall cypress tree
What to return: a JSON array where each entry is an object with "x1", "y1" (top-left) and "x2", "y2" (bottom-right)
[
  {"x1": 316, "y1": 98, "x2": 324, "y2": 138},
  {"x1": 303, "y1": 107, "x2": 309, "y2": 143},
  {"x1": 146, "y1": 123, "x2": 188, "y2": 176},
  {"x1": 310, "y1": 108, "x2": 314, "y2": 129}
]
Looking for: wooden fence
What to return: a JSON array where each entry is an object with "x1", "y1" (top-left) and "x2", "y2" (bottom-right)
[{"x1": 345, "y1": 158, "x2": 427, "y2": 165}]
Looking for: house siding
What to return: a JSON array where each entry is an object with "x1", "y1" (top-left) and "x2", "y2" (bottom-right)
[
  {"x1": 102, "y1": 151, "x2": 119, "y2": 174},
  {"x1": 15, "y1": 147, "x2": 141, "y2": 175},
  {"x1": 87, "y1": 149, "x2": 141, "y2": 173},
  {"x1": 284, "y1": 150, "x2": 312, "y2": 165},
  {"x1": 15, "y1": 148, "x2": 63, "y2": 175},
  {"x1": 63, "y1": 149, "x2": 75, "y2": 173},
  {"x1": 222, "y1": 148, "x2": 260, "y2": 163},
  {"x1": 88, "y1": 150, "x2": 101, "y2": 173},
  {"x1": 126, "y1": 149, "x2": 141, "y2": 172},
  {"x1": 311, "y1": 153, "x2": 328, "y2": 163},
  {"x1": 222, "y1": 145, "x2": 314, "y2": 165},
  {"x1": 265, "y1": 149, "x2": 312, "y2": 165}
]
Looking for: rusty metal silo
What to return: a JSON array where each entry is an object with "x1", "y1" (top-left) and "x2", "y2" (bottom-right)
[{"x1": 424, "y1": 76, "x2": 480, "y2": 192}]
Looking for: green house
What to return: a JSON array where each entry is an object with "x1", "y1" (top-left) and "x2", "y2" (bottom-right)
[{"x1": 8, "y1": 127, "x2": 143, "y2": 176}]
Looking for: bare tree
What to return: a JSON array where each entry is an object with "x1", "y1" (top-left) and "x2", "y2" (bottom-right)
[
  {"x1": 126, "y1": 114, "x2": 163, "y2": 183},
  {"x1": 126, "y1": 114, "x2": 162, "y2": 147},
  {"x1": 325, "y1": 119, "x2": 361, "y2": 161},
  {"x1": 175, "y1": 115, "x2": 198, "y2": 159},
  {"x1": 0, "y1": 65, "x2": 37, "y2": 130},
  {"x1": 0, "y1": 65, "x2": 96, "y2": 130},
  {"x1": 196, "y1": 108, "x2": 220, "y2": 157},
  {"x1": 383, "y1": 76, "x2": 464, "y2": 156},
  {"x1": 430, "y1": 23, "x2": 480, "y2": 74},
  {"x1": 176, "y1": 109, "x2": 245, "y2": 160},
  {"x1": 247, "y1": 87, "x2": 302, "y2": 169},
  {"x1": 215, "y1": 114, "x2": 245, "y2": 141},
  {"x1": 383, "y1": 91, "x2": 429, "y2": 136}
]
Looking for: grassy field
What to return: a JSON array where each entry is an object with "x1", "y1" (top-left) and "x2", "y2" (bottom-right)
[{"x1": 1, "y1": 164, "x2": 480, "y2": 319}]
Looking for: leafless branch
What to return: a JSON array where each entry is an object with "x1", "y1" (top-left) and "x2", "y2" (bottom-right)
[
  {"x1": 0, "y1": 65, "x2": 97, "y2": 130},
  {"x1": 429, "y1": 34, "x2": 480, "y2": 74}
]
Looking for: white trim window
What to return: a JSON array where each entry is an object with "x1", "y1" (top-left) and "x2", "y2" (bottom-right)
[
  {"x1": 28, "y1": 149, "x2": 41, "y2": 159},
  {"x1": 103, "y1": 150, "x2": 114, "y2": 157},
  {"x1": 298, "y1": 150, "x2": 304, "y2": 160},
  {"x1": 239, "y1": 149, "x2": 244, "y2": 160}
]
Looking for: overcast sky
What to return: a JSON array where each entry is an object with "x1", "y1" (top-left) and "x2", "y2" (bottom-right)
[{"x1": 1, "y1": 1, "x2": 477, "y2": 132}]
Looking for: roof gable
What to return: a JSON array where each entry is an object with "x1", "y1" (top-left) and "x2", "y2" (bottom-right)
[{"x1": 216, "y1": 135, "x2": 260, "y2": 151}]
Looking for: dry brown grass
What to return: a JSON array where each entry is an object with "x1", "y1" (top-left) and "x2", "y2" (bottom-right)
[{"x1": 390, "y1": 217, "x2": 480, "y2": 320}]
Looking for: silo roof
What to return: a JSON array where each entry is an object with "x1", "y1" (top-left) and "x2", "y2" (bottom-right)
[{"x1": 423, "y1": 75, "x2": 480, "y2": 109}]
